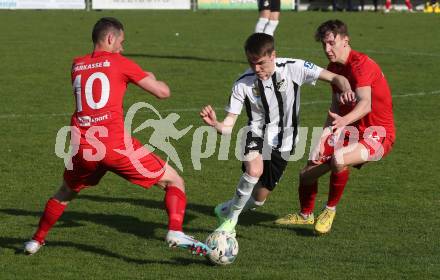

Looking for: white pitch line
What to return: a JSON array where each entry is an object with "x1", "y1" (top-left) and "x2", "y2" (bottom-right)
[
  {"x1": 392, "y1": 90, "x2": 440, "y2": 97},
  {"x1": 0, "y1": 90, "x2": 439, "y2": 119},
  {"x1": 138, "y1": 43, "x2": 440, "y2": 59}
]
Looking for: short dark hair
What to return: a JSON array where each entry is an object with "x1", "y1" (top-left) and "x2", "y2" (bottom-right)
[
  {"x1": 244, "y1": 33, "x2": 275, "y2": 58},
  {"x1": 92, "y1": 17, "x2": 124, "y2": 44},
  {"x1": 314, "y1": 20, "x2": 349, "y2": 42}
]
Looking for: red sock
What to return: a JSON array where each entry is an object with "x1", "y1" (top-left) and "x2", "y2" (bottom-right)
[
  {"x1": 32, "y1": 198, "x2": 67, "y2": 243},
  {"x1": 405, "y1": 0, "x2": 413, "y2": 9},
  {"x1": 327, "y1": 169, "x2": 350, "y2": 208},
  {"x1": 299, "y1": 181, "x2": 318, "y2": 215},
  {"x1": 385, "y1": 0, "x2": 391, "y2": 9},
  {"x1": 164, "y1": 186, "x2": 186, "y2": 232}
]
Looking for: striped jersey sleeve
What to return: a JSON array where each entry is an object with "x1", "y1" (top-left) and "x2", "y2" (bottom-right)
[
  {"x1": 289, "y1": 59, "x2": 323, "y2": 86},
  {"x1": 225, "y1": 71, "x2": 254, "y2": 115},
  {"x1": 225, "y1": 83, "x2": 245, "y2": 115}
]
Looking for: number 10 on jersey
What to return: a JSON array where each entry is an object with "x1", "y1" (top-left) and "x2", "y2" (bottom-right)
[{"x1": 73, "y1": 72, "x2": 110, "y2": 113}]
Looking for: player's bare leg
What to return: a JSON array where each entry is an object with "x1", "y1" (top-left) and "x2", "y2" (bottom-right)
[
  {"x1": 331, "y1": 142, "x2": 369, "y2": 173},
  {"x1": 157, "y1": 166, "x2": 209, "y2": 256},
  {"x1": 252, "y1": 185, "x2": 270, "y2": 206},
  {"x1": 255, "y1": 10, "x2": 270, "y2": 33},
  {"x1": 264, "y1": 11, "x2": 280, "y2": 36},
  {"x1": 269, "y1": 11, "x2": 280, "y2": 20},
  {"x1": 24, "y1": 181, "x2": 78, "y2": 255},
  {"x1": 300, "y1": 161, "x2": 332, "y2": 185}
]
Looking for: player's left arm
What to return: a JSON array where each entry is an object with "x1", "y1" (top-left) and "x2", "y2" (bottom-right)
[
  {"x1": 329, "y1": 86, "x2": 372, "y2": 129},
  {"x1": 317, "y1": 69, "x2": 354, "y2": 97},
  {"x1": 135, "y1": 72, "x2": 171, "y2": 99}
]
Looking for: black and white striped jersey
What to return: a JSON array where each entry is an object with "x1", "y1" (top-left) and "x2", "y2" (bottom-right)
[{"x1": 225, "y1": 58, "x2": 323, "y2": 152}]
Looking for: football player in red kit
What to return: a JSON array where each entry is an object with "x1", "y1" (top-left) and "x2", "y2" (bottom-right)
[
  {"x1": 24, "y1": 17, "x2": 209, "y2": 256},
  {"x1": 276, "y1": 19, "x2": 395, "y2": 235}
]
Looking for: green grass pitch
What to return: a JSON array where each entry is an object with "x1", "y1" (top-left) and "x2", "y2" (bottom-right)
[{"x1": 0, "y1": 10, "x2": 439, "y2": 279}]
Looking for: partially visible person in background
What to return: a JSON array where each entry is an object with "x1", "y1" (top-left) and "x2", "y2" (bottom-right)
[
  {"x1": 359, "y1": 0, "x2": 378, "y2": 12},
  {"x1": 332, "y1": 0, "x2": 357, "y2": 11},
  {"x1": 424, "y1": 0, "x2": 440, "y2": 12},
  {"x1": 255, "y1": 0, "x2": 280, "y2": 36},
  {"x1": 385, "y1": 0, "x2": 413, "y2": 12}
]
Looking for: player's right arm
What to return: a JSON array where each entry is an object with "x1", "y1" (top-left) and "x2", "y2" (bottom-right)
[
  {"x1": 200, "y1": 106, "x2": 238, "y2": 135},
  {"x1": 329, "y1": 86, "x2": 372, "y2": 130},
  {"x1": 135, "y1": 72, "x2": 170, "y2": 99},
  {"x1": 200, "y1": 75, "x2": 246, "y2": 134},
  {"x1": 119, "y1": 56, "x2": 170, "y2": 99}
]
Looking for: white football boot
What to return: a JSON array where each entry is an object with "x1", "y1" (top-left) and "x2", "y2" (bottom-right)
[
  {"x1": 24, "y1": 240, "x2": 44, "y2": 255},
  {"x1": 165, "y1": 230, "x2": 210, "y2": 256}
]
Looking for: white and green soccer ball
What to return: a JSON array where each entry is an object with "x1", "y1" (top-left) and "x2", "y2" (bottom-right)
[{"x1": 205, "y1": 231, "x2": 239, "y2": 265}]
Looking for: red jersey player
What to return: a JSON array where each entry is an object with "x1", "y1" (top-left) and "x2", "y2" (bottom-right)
[
  {"x1": 24, "y1": 17, "x2": 209, "y2": 256},
  {"x1": 275, "y1": 19, "x2": 395, "y2": 234}
]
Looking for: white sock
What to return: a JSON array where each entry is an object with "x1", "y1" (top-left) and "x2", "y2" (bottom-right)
[
  {"x1": 166, "y1": 230, "x2": 184, "y2": 239},
  {"x1": 218, "y1": 199, "x2": 233, "y2": 216},
  {"x1": 218, "y1": 196, "x2": 265, "y2": 216},
  {"x1": 300, "y1": 212, "x2": 312, "y2": 219},
  {"x1": 326, "y1": 205, "x2": 336, "y2": 211},
  {"x1": 244, "y1": 196, "x2": 265, "y2": 211},
  {"x1": 227, "y1": 173, "x2": 259, "y2": 223},
  {"x1": 255, "y1": 17, "x2": 269, "y2": 33},
  {"x1": 264, "y1": 20, "x2": 279, "y2": 36}
]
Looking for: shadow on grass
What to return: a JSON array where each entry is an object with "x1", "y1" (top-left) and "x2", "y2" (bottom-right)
[
  {"x1": 0, "y1": 195, "x2": 293, "y2": 251},
  {"x1": 0, "y1": 208, "x2": 209, "y2": 243},
  {"x1": 79, "y1": 194, "x2": 281, "y2": 229},
  {"x1": 125, "y1": 53, "x2": 247, "y2": 65},
  {"x1": 78, "y1": 194, "x2": 214, "y2": 222},
  {"x1": 239, "y1": 210, "x2": 278, "y2": 226},
  {"x1": 0, "y1": 237, "x2": 209, "y2": 265},
  {"x1": 258, "y1": 223, "x2": 316, "y2": 237}
]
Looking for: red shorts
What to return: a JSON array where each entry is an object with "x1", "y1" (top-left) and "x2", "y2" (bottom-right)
[
  {"x1": 359, "y1": 136, "x2": 393, "y2": 160},
  {"x1": 319, "y1": 132, "x2": 394, "y2": 164},
  {"x1": 63, "y1": 137, "x2": 166, "y2": 192}
]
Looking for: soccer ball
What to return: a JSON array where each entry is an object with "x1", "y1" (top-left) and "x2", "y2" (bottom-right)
[{"x1": 205, "y1": 231, "x2": 239, "y2": 265}]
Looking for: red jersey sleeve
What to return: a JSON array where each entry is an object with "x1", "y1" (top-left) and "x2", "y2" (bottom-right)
[
  {"x1": 118, "y1": 55, "x2": 148, "y2": 83},
  {"x1": 71, "y1": 56, "x2": 84, "y2": 83}
]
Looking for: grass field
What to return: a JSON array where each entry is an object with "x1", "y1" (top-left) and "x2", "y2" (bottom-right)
[{"x1": 1, "y1": 10, "x2": 439, "y2": 279}]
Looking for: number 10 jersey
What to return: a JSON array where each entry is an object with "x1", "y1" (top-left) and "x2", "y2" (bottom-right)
[{"x1": 70, "y1": 51, "x2": 148, "y2": 145}]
